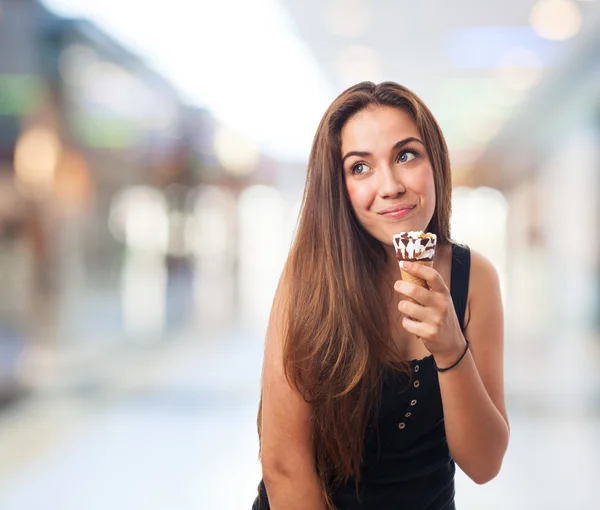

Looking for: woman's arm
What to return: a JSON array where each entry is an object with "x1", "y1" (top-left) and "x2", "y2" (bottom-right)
[
  {"x1": 435, "y1": 250, "x2": 509, "y2": 483},
  {"x1": 259, "y1": 291, "x2": 327, "y2": 509},
  {"x1": 394, "y1": 251, "x2": 509, "y2": 484}
]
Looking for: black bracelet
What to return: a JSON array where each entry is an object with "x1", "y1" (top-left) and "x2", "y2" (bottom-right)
[{"x1": 435, "y1": 339, "x2": 470, "y2": 373}]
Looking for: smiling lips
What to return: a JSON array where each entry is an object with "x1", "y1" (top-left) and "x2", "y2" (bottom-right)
[{"x1": 378, "y1": 204, "x2": 415, "y2": 219}]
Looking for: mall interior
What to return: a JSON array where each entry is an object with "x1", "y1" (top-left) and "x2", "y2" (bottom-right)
[{"x1": 1, "y1": 0, "x2": 600, "y2": 508}]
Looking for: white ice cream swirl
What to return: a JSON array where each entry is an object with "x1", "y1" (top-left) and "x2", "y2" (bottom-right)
[{"x1": 393, "y1": 231, "x2": 437, "y2": 261}]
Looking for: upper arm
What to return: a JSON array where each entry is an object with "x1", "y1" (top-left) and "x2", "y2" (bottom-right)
[
  {"x1": 260, "y1": 288, "x2": 316, "y2": 478},
  {"x1": 464, "y1": 250, "x2": 509, "y2": 428}
]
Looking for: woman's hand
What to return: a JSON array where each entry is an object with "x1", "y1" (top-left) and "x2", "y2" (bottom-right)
[{"x1": 393, "y1": 261, "x2": 466, "y2": 366}]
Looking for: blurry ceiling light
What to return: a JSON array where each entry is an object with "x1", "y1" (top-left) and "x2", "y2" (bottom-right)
[
  {"x1": 14, "y1": 127, "x2": 61, "y2": 199},
  {"x1": 337, "y1": 45, "x2": 383, "y2": 88},
  {"x1": 324, "y1": 0, "x2": 372, "y2": 37},
  {"x1": 530, "y1": 0, "x2": 582, "y2": 41},
  {"x1": 214, "y1": 126, "x2": 259, "y2": 176},
  {"x1": 496, "y1": 47, "x2": 544, "y2": 90}
]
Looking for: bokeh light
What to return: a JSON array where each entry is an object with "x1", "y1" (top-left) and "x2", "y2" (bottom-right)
[
  {"x1": 14, "y1": 127, "x2": 61, "y2": 199},
  {"x1": 530, "y1": 0, "x2": 582, "y2": 41}
]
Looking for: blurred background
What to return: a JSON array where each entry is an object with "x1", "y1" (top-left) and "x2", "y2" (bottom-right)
[{"x1": 0, "y1": 0, "x2": 599, "y2": 508}]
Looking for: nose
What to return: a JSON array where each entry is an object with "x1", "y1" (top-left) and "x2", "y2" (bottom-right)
[{"x1": 379, "y1": 165, "x2": 406, "y2": 199}]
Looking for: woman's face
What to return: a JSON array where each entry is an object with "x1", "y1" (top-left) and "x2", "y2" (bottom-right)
[{"x1": 341, "y1": 106, "x2": 436, "y2": 246}]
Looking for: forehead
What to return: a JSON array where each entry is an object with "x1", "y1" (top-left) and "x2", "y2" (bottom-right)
[{"x1": 341, "y1": 106, "x2": 421, "y2": 154}]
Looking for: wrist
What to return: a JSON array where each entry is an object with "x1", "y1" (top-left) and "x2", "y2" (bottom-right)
[{"x1": 433, "y1": 339, "x2": 469, "y2": 373}]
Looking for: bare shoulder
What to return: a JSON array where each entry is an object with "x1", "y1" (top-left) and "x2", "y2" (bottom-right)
[
  {"x1": 470, "y1": 248, "x2": 500, "y2": 284},
  {"x1": 464, "y1": 248, "x2": 502, "y2": 328}
]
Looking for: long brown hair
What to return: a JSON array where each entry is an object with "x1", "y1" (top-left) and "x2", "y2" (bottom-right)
[{"x1": 258, "y1": 81, "x2": 452, "y2": 505}]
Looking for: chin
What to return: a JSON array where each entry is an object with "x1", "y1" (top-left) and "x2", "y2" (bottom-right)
[
  {"x1": 381, "y1": 223, "x2": 422, "y2": 240},
  {"x1": 359, "y1": 217, "x2": 427, "y2": 245}
]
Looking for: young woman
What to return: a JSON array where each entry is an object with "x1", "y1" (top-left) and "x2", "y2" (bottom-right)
[{"x1": 252, "y1": 81, "x2": 509, "y2": 509}]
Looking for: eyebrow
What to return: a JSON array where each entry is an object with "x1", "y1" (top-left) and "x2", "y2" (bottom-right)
[{"x1": 341, "y1": 137, "x2": 425, "y2": 165}]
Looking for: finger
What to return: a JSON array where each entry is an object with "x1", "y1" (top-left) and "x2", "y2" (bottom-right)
[
  {"x1": 399, "y1": 261, "x2": 447, "y2": 293},
  {"x1": 394, "y1": 280, "x2": 436, "y2": 307},
  {"x1": 398, "y1": 299, "x2": 430, "y2": 322},
  {"x1": 402, "y1": 316, "x2": 436, "y2": 339}
]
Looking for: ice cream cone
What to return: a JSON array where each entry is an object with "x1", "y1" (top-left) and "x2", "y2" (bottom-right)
[
  {"x1": 393, "y1": 231, "x2": 437, "y2": 305},
  {"x1": 400, "y1": 260, "x2": 433, "y2": 304}
]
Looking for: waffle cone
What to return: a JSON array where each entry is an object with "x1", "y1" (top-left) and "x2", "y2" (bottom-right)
[{"x1": 399, "y1": 260, "x2": 433, "y2": 304}]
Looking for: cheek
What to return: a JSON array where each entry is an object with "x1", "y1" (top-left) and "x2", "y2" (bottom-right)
[
  {"x1": 345, "y1": 179, "x2": 375, "y2": 213},
  {"x1": 412, "y1": 168, "x2": 436, "y2": 203}
]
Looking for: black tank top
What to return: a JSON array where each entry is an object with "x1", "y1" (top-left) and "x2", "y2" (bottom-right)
[{"x1": 253, "y1": 243, "x2": 471, "y2": 510}]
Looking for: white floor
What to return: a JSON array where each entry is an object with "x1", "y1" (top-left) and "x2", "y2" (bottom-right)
[{"x1": 0, "y1": 323, "x2": 599, "y2": 510}]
